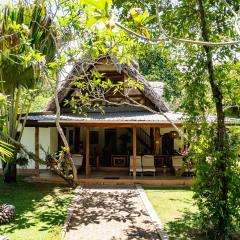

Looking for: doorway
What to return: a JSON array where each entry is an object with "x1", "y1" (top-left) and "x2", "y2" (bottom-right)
[
  {"x1": 162, "y1": 133, "x2": 174, "y2": 155},
  {"x1": 102, "y1": 129, "x2": 117, "y2": 166}
]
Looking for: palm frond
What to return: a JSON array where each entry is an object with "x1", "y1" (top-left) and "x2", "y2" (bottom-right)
[{"x1": 0, "y1": 140, "x2": 14, "y2": 160}]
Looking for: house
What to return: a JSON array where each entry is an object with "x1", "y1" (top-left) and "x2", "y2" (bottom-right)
[{"x1": 1, "y1": 56, "x2": 239, "y2": 183}]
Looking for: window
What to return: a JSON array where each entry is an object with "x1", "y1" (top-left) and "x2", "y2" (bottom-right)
[{"x1": 90, "y1": 131, "x2": 99, "y2": 144}]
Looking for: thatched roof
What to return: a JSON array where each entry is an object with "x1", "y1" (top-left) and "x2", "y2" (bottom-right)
[
  {"x1": 148, "y1": 82, "x2": 164, "y2": 97},
  {"x1": 45, "y1": 56, "x2": 169, "y2": 112}
]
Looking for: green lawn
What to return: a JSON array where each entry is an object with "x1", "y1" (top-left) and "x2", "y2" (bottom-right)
[
  {"x1": 144, "y1": 187, "x2": 203, "y2": 240},
  {"x1": 0, "y1": 177, "x2": 73, "y2": 240},
  {"x1": 145, "y1": 187, "x2": 240, "y2": 240}
]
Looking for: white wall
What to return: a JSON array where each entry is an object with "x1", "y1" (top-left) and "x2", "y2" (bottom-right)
[
  {"x1": 12, "y1": 127, "x2": 58, "y2": 170},
  {"x1": 0, "y1": 127, "x2": 36, "y2": 169},
  {"x1": 20, "y1": 127, "x2": 35, "y2": 169},
  {"x1": 39, "y1": 128, "x2": 50, "y2": 169}
]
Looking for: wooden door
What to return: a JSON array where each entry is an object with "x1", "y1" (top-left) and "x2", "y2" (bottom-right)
[
  {"x1": 162, "y1": 133, "x2": 174, "y2": 155},
  {"x1": 103, "y1": 129, "x2": 117, "y2": 166}
]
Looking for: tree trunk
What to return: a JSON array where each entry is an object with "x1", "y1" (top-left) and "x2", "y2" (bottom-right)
[
  {"x1": 3, "y1": 87, "x2": 17, "y2": 183},
  {"x1": 198, "y1": 0, "x2": 228, "y2": 238},
  {"x1": 3, "y1": 161, "x2": 17, "y2": 183},
  {"x1": 54, "y1": 73, "x2": 77, "y2": 186}
]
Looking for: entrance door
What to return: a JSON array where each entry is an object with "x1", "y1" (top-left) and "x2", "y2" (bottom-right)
[
  {"x1": 162, "y1": 133, "x2": 174, "y2": 155},
  {"x1": 103, "y1": 129, "x2": 117, "y2": 166}
]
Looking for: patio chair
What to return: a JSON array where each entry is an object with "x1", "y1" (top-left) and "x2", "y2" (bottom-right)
[
  {"x1": 129, "y1": 156, "x2": 143, "y2": 176},
  {"x1": 172, "y1": 156, "x2": 185, "y2": 177},
  {"x1": 142, "y1": 155, "x2": 156, "y2": 176},
  {"x1": 72, "y1": 154, "x2": 83, "y2": 171}
]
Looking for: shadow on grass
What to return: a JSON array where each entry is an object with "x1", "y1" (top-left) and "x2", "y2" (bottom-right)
[
  {"x1": 166, "y1": 211, "x2": 240, "y2": 240},
  {"x1": 0, "y1": 177, "x2": 72, "y2": 234},
  {"x1": 166, "y1": 211, "x2": 208, "y2": 240},
  {"x1": 168, "y1": 197, "x2": 193, "y2": 204}
]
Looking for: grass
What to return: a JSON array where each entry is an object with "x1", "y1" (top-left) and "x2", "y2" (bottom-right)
[
  {"x1": 144, "y1": 187, "x2": 197, "y2": 225},
  {"x1": 145, "y1": 187, "x2": 240, "y2": 239},
  {"x1": 0, "y1": 177, "x2": 73, "y2": 240},
  {"x1": 144, "y1": 187, "x2": 204, "y2": 240}
]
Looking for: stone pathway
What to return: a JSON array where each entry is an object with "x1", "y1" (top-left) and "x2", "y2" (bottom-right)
[{"x1": 65, "y1": 185, "x2": 161, "y2": 240}]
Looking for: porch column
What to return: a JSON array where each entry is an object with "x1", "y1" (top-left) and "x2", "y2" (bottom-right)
[
  {"x1": 85, "y1": 127, "x2": 90, "y2": 177},
  {"x1": 150, "y1": 128, "x2": 154, "y2": 154},
  {"x1": 34, "y1": 127, "x2": 40, "y2": 177},
  {"x1": 132, "y1": 127, "x2": 137, "y2": 179}
]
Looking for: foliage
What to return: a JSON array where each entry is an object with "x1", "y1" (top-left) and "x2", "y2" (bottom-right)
[
  {"x1": 0, "y1": 1, "x2": 56, "y2": 137},
  {"x1": 0, "y1": 93, "x2": 13, "y2": 160},
  {"x1": 0, "y1": 141, "x2": 13, "y2": 160},
  {"x1": 0, "y1": 1, "x2": 56, "y2": 182},
  {"x1": 133, "y1": 44, "x2": 181, "y2": 108},
  {"x1": 30, "y1": 95, "x2": 52, "y2": 112},
  {"x1": 187, "y1": 123, "x2": 240, "y2": 237}
]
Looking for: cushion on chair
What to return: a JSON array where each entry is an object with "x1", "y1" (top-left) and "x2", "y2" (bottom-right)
[
  {"x1": 142, "y1": 155, "x2": 155, "y2": 167},
  {"x1": 129, "y1": 156, "x2": 142, "y2": 172},
  {"x1": 142, "y1": 167, "x2": 156, "y2": 172},
  {"x1": 142, "y1": 155, "x2": 156, "y2": 173},
  {"x1": 172, "y1": 156, "x2": 183, "y2": 167},
  {"x1": 130, "y1": 167, "x2": 143, "y2": 172}
]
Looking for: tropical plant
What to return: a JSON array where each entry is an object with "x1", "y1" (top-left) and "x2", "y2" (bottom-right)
[
  {"x1": 0, "y1": 93, "x2": 13, "y2": 160},
  {"x1": 0, "y1": 1, "x2": 56, "y2": 182},
  {"x1": 0, "y1": 141, "x2": 13, "y2": 160}
]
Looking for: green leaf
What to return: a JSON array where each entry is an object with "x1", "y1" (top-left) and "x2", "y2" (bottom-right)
[{"x1": 86, "y1": 17, "x2": 98, "y2": 28}]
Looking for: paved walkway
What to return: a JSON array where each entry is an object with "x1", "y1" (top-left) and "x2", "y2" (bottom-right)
[{"x1": 65, "y1": 185, "x2": 161, "y2": 240}]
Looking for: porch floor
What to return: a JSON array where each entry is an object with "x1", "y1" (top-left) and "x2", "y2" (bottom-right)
[{"x1": 31, "y1": 168, "x2": 193, "y2": 186}]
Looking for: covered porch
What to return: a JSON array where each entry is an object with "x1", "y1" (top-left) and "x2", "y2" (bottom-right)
[
  {"x1": 24, "y1": 107, "x2": 191, "y2": 183},
  {"x1": 69, "y1": 124, "x2": 184, "y2": 179},
  {"x1": 32, "y1": 121, "x2": 188, "y2": 180}
]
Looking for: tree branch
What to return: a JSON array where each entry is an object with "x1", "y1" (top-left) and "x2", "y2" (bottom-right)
[
  {"x1": 116, "y1": 2, "x2": 240, "y2": 48},
  {"x1": 221, "y1": 0, "x2": 240, "y2": 36}
]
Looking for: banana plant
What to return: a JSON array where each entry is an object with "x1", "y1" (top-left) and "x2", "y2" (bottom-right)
[{"x1": 0, "y1": 2, "x2": 56, "y2": 182}]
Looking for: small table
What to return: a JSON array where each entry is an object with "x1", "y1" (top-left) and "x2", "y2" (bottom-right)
[
  {"x1": 161, "y1": 165, "x2": 170, "y2": 175},
  {"x1": 111, "y1": 155, "x2": 128, "y2": 167}
]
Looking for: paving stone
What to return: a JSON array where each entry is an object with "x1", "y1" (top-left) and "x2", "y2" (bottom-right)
[{"x1": 66, "y1": 185, "x2": 160, "y2": 240}]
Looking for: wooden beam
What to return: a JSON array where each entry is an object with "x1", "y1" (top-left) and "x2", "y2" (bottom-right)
[
  {"x1": 58, "y1": 123, "x2": 183, "y2": 128},
  {"x1": 85, "y1": 127, "x2": 90, "y2": 177},
  {"x1": 24, "y1": 120, "x2": 183, "y2": 129},
  {"x1": 35, "y1": 127, "x2": 40, "y2": 177},
  {"x1": 133, "y1": 127, "x2": 137, "y2": 179}
]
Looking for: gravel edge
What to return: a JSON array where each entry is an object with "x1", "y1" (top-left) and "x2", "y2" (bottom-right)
[
  {"x1": 135, "y1": 184, "x2": 169, "y2": 240},
  {"x1": 61, "y1": 186, "x2": 82, "y2": 240}
]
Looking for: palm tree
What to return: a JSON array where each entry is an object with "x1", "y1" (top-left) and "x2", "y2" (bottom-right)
[{"x1": 0, "y1": 2, "x2": 56, "y2": 182}]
